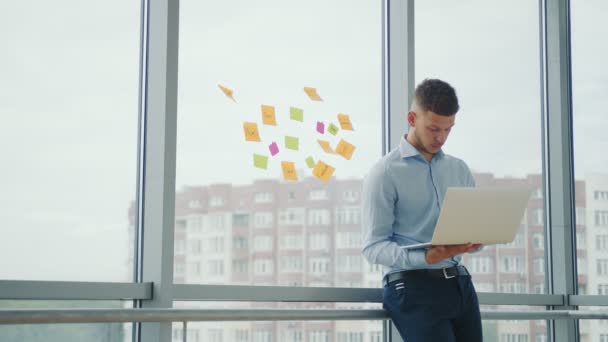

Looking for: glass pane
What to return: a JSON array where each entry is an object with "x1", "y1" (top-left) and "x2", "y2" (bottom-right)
[
  {"x1": 0, "y1": 301, "x2": 131, "y2": 342},
  {"x1": 572, "y1": 4, "x2": 608, "y2": 342},
  {"x1": 175, "y1": 0, "x2": 381, "y2": 286},
  {"x1": 481, "y1": 305, "x2": 548, "y2": 342},
  {"x1": 174, "y1": 302, "x2": 382, "y2": 342},
  {"x1": 0, "y1": 1, "x2": 140, "y2": 281},
  {"x1": 416, "y1": 0, "x2": 545, "y2": 294}
]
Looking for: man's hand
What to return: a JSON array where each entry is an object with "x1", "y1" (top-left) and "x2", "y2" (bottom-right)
[{"x1": 425, "y1": 243, "x2": 482, "y2": 264}]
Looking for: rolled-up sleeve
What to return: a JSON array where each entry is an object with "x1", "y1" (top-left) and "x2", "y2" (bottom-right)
[{"x1": 361, "y1": 163, "x2": 431, "y2": 270}]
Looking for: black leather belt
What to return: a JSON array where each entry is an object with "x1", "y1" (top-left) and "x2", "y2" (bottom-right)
[{"x1": 383, "y1": 265, "x2": 469, "y2": 286}]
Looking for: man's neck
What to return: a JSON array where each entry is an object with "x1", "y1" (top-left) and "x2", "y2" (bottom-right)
[{"x1": 405, "y1": 133, "x2": 434, "y2": 161}]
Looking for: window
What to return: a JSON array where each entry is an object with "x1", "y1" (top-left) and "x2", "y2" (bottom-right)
[
  {"x1": 337, "y1": 332, "x2": 364, "y2": 342},
  {"x1": 598, "y1": 235, "x2": 608, "y2": 251},
  {"x1": 252, "y1": 330, "x2": 272, "y2": 342},
  {"x1": 308, "y1": 330, "x2": 330, "y2": 342},
  {"x1": 309, "y1": 257, "x2": 330, "y2": 274},
  {"x1": 533, "y1": 233, "x2": 544, "y2": 249},
  {"x1": 475, "y1": 283, "x2": 495, "y2": 293},
  {"x1": 595, "y1": 191, "x2": 608, "y2": 201},
  {"x1": 598, "y1": 259, "x2": 608, "y2": 276},
  {"x1": 336, "y1": 207, "x2": 361, "y2": 225},
  {"x1": 501, "y1": 256, "x2": 525, "y2": 273},
  {"x1": 175, "y1": 240, "x2": 185, "y2": 254},
  {"x1": 575, "y1": 207, "x2": 586, "y2": 225},
  {"x1": 601, "y1": 334, "x2": 608, "y2": 342},
  {"x1": 499, "y1": 282, "x2": 527, "y2": 294},
  {"x1": 342, "y1": 190, "x2": 359, "y2": 202},
  {"x1": 307, "y1": 209, "x2": 331, "y2": 225},
  {"x1": 254, "y1": 192, "x2": 273, "y2": 203},
  {"x1": 535, "y1": 334, "x2": 547, "y2": 342},
  {"x1": 207, "y1": 236, "x2": 225, "y2": 253},
  {"x1": 254, "y1": 259, "x2": 274, "y2": 275},
  {"x1": 233, "y1": 236, "x2": 248, "y2": 249},
  {"x1": 232, "y1": 259, "x2": 248, "y2": 274},
  {"x1": 188, "y1": 200, "x2": 201, "y2": 209},
  {"x1": 598, "y1": 284, "x2": 608, "y2": 295},
  {"x1": 500, "y1": 333, "x2": 528, "y2": 342},
  {"x1": 281, "y1": 256, "x2": 303, "y2": 272},
  {"x1": 208, "y1": 213, "x2": 225, "y2": 229},
  {"x1": 281, "y1": 234, "x2": 304, "y2": 249},
  {"x1": 596, "y1": 211, "x2": 608, "y2": 227},
  {"x1": 209, "y1": 328, "x2": 223, "y2": 342},
  {"x1": 533, "y1": 257, "x2": 544, "y2": 274},
  {"x1": 534, "y1": 283, "x2": 545, "y2": 294},
  {"x1": 279, "y1": 208, "x2": 305, "y2": 226},
  {"x1": 208, "y1": 260, "x2": 224, "y2": 276},
  {"x1": 254, "y1": 211, "x2": 274, "y2": 228},
  {"x1": 337, "y1": 255, "x2": 362, "y2": 273},
  {"x1": 532, "y1": 208, "x2": 544, "y2": 226},
  {"x1": 308, "y1": 233, "x2": 329, "y2": 250},
  {"x1": 336, "y1": 232, "x2": 361, "y2": 249},
  {"x1": 308, "y1": 189, "x2": 329, "y2": 201},
  {"x1": 469, "y1": 256, "x2": 493, "y2": 274},
  {"x1": 576, "y1": 232, "x2": 586, "y2": 249},
  {"x1": 235, "y1": 329, "x2": 249, "y2": 342},
  {"x1": 505, "y1": 232, "x2": 525, "y2": 248},
  {"x1": 190, "y1": 240, "x2": 202, "y2": 254},
  {"x1": 578, "y1": 258, "x2": 587, "y2": 275},
  {"x1": 254, "y1": 236, "x2": 273, "y2": 251},
  {"x1": 232, "y1": 213, "x2": 250, "y2": 227},
  {"x1": 209, "y1": 196, "x2": 225, "y2": 207}
]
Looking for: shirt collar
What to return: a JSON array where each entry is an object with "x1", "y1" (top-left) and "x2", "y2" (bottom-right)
[{"x1": 399, "y1": 134, "x2": 445, "y2": 160}]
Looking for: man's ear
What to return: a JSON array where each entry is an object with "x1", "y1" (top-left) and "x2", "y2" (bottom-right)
[{"x1": 407, "y1": 111, "x2": 416, "y2": 127}]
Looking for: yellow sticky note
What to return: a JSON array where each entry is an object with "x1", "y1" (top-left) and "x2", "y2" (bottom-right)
[
  {"x1": 218, "y1": 84, "x2": 236, "y2": 102},
  {"x1": 281, "y1": 161, "x2": 298, "y2": 181},
  {"x1": 337, "y1": 113, "x2": 354, "y2": 130},
  {"x1": 253, "y1": 154, "x2": 268, "y2": 169},
  {"x1": 327, "y1": 123, "x2": 339, "y2": 135},
  {"x1": 285, "y1": 136, "x2": 299, "y2": 150},
  {"x1": 243, "y1": 122, "x2": 261, "y2": 142},
  {"x1": 290, "y1": 107, "x2": 304, "y2": 122},
  {"x1": 304, "y1": 87, "x2": 323, "y2": 101},
  {"x1": 312, "y1": 160, "x2": 335, "y2": 182},
  {"x1": 305, "y1": 156, "x2": 315, "y2": 168},
  {"x1": 261, "y1": 105, "x2": 276, "y2": 126},
  {"x1": 335, "y1": 139, "x2": 356, "y2": 160},
  {"x1": 317, "y1": 139, "x2": 336, "y2": 154}
]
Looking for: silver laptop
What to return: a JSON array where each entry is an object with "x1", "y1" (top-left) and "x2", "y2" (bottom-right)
[{"x1": 400, "y1": 187, "x2": 533, "y2": 250}]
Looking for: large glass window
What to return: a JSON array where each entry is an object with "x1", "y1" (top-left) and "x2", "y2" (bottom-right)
[
  {"x1": 416, "y1": 1, "x2": 545, "y2": 300},
  {"x1": 0, "y1": 1, "x2": 140, "y2": 281},
  {"x1": 175, "y1": 0, "x2": 381, "y2": 290}
]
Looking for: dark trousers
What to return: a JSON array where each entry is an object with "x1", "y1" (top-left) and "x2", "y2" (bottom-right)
[{"x1": 383, "y1": 272, "x2": 482, "y2": 342}]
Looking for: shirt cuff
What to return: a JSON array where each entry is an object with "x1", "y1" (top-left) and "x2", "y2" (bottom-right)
[{"x1": 407, "y1": 249, "x2": 431, "y2": 269}]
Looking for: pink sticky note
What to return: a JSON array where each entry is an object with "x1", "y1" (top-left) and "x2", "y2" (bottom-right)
[
  {"x1": 269, "y1": 142, "x2": 279, "y2": 156},
  {"x1": 316, "y1": 121, "x2": 325, "y2": 134}
]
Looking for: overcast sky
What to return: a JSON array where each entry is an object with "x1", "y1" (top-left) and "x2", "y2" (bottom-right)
[{"x1": 0, "y1": 0, "x2": 606, "y2": 282}]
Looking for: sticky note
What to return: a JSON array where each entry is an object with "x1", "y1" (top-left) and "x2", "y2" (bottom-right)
[
  {"x1": 281, "y1": 161, "x2": 298, "y2": 181},
  {"x1": 218, "y1": 84, "x2": 236, "y2": 102},
  {"x1": 305, "y1": 156, "x2": 315, "y2": 168},
  {"x1": 304, "y1": 87, "x2": 323, "y2": 101},
  {"x1": 261, "y1": 105, "x2": 276, "y2": 126},
  {"x1": 243, "y1": 122, "x2": 261, "y2": 142},
  {"x1": 290, "y1": 107, "x2": 304, "y2": 122},
  {"x1": 327, "y1": 123, "x2": 339, "y2": 135},
  {"x1": 316, "y1": 121, "x2": 325, "y2": 134},
  {"x1": 335, "y1": 139, "x2": 356, "y2": 160},
  {"x1": 317, "y1": 140, "x2": 336, "y2": 154},
  {"x1": 269, "y1": 142, "x2": 279, "y2": 156},
  {"x1": 312, "y1": 160, "x2": 335, "y2": 182},
  {"x1": 253, "y1": 154, "x2": 268, "y2": 169},
  {"x1": 285, "y1": 136, "x2": 299, "y2": 150},
  {"x1": 337, "y1": 113, "x2": 354, "y2": 130}
]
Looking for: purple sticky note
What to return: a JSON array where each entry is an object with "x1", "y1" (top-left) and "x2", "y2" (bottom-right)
[
  {"x1": 269, "y1": 142, "x2": 279, "y2": 156},
  {"x1": 316, "y1": 121, "x2": 325, "y2": 134}
]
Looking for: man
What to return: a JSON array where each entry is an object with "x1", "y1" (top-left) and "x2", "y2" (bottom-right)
[{"x1": 361, "y1": 78, "x2": 482, "y2": 341}]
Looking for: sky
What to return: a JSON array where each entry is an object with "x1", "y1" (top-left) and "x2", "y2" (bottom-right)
[{"x1": 0, "y1": 0, "x2": 606, "y2": 282}]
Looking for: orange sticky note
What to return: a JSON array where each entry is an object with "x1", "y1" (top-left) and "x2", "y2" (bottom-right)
[
  {"x1": 261, "y1": 105, "x2": 276, "y2": 126},
  {"x1": 304, "y1": 87, "x2": 323, "y2": 101},
  {"x1": 281, "y1": 161, "x2": 298, "y2": 181},
  {"x1": 218, "y1": 84, "x2": 236, "y2": 102},
  {"x1": 337, "y1": 113, "x2": 354, "y2": 130},
  {"x1": 243, "y1": 122, "x2": 261, "y2": 142},
  {"x1": 312, "y1": 160, "x2": 335, "y2": 182},
  {"x1": 335, "y1": 139, "x2": 356, "y2": 160},
  {"x1": 317, "y1": 139, "x2": 336, "y2": 154}
]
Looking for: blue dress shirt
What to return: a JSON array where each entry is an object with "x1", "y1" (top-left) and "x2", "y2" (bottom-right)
[{"x1": 361, "y1": 135, "x2": 475, "y2": 276}]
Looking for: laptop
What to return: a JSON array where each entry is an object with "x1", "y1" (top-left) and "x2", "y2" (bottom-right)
[{"x1": 400, "y1": 186, "x2": 533, "y2": 250}]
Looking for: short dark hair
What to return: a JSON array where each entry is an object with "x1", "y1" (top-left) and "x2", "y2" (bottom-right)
[{"x1": 414, "y1": 78, "x2": 459, "y2": 116}]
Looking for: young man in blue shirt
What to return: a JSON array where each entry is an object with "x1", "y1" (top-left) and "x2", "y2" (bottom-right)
[{"x1": 361, "y1": 79, "x2": 483, "y2": 341}]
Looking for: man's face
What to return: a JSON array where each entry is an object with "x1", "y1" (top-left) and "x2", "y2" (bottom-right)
[{"x1": 410, "y1": 110, "x2": 456, "y2": 156}]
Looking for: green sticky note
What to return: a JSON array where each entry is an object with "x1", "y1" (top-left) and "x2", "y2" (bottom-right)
[
  {"x1": 285, "y1": 136, "x2": 299, "y2": 150},
  {"x1": 290, "y1": 107, "x2": 304, "y2": 122},
  {"x1": 253, "y1": 154, "x2": 268, "y2": 169},
  {"x1": 328, "y1": 123, "x2": 339, "y2": 135},
  {"x1": 305, "y1": 156, "x2": 315, "y2": 168}
]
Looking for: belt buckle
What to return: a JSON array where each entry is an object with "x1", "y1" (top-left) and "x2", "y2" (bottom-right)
[{"x1": 442, "y1": 267, "x2": 456, "y2": 279}]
